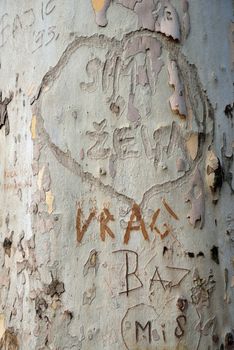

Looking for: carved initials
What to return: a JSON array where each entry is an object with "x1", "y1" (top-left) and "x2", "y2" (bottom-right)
[
  {"x1": 135, "y1": 320, "x2": 152, "y2": 343},
  {"x1": 124, "y1": 203, "x2": 149, "y2": 244},
  {"x1": 100, "y1": 208, "x2": 115, "y2": 241},
  {"x1": 76, "y1": 207, "x2": 96, "y2": 243}
]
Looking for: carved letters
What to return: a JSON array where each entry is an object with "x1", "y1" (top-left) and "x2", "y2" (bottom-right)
[
  {"x1": 121, "y1": 304, "x2": 159, "y2": 350},
  {"x1": 80, "y1": 58, "x2": 102, "y2": 93},
  {"x1": 76, "y1": 207, "x2": 96, "y2": 243},
  {"x1": 0, "y1": 1, "x2": 58, "y2": 50},
  {"x1": 86, "y1": 119, "x2": 111, "y2": 159},
  {"x1": 76, "y1": 201, "x2": 179, "y2": 244},
  {"x1": 100, "y1": 208, "x2": 115, "y2": 241},
  {"x1": 124, "y1": 204, "x2": 149, "y2": 244},
  {"x1": 113, "y1": 249, "x2": 143, "y2": 296}
]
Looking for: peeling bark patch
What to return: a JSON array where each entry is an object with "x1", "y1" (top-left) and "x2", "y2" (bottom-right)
[
  {"x1": 196, "y1": 251, "x2": 205, "y2": 258},
  {"x1": 221, "y1": 133, "x2": 234, "y2": 193},
  {"x1": 117, "y1": 0, "x2": 181, "y2": 41},
  {"x1": 3, "y1": 238, "x2": 12, "y2": 257},
  {"x1": 0, "y1": 91, "x2": 13, "y2": 136},
  {"x1": 163, "y1": 246, "x2": 168, "y2": 255},
  {"x1": 206, "y1": 150, "x2": 223, "y2": 199},
  {"x1": 0, "y1": 315, "x2": 5, "y2": 339},
  {"x1": 31, "y1": 115, "x2": 37, "y2": 139},
  {"x1": 35, "y1": 297, "x2": 48, "y2": 319},
  {"x1": 212, "y1": 334, "x2": 219, "y2": 344},
  {"x1": 224, "y1": 103, "x2": 233, "y2": 119},
  {"x1": 187, "y1": 252, "x2": 194, "y2": 258},
  {"x1": 230, "y1": 21, "x2": 234, "y2": 70},
  {"x1": 83, "y1": 284, "x2": 96, "y2": 305},
  {"x1": 224, "y1": 268, "x2": 229, "y2": 303},
  {"x1": 109, "y1": 154, "x2": 117, "y2": 178},
  {"x1": 168, "y1": 60, "x2": 187, "y2": 118},
  {"x1": 231, "y1": 276, "x2": 234, "y2": 288},
  {"x1": 210, "y1": 246, "x2": 219, "y2": 265},
  {"x1": 123, "y1": 35, "x2": 164, "y2": 119},
  {"x1": 91, "y1": 0, "x2": 111, "y2": 27},
  {"x1": 155, "y1": 1, "x2": 181, "y2": 40},
  {"x1": 186, "y1": 134, "x2": 198, "y2": 161},
  {"x1": 176, "y1": 297, "x2": 188, "y2": 312},
  {"x1": 83, "y1": 250, "x2": 99, "y2": 276},
  {"x1": 176, "y1": 158, "x2": 185, "y2": 172},
  {"x1": 186, "y1": 251, "x2": 205, "y2": 258},
  {"x1": 45, "y1": 190, "x2": 54, "y2": 214},
  {"x1": 63, "y1": 310, "x2": 73, "y2": 322},
  {"x1": 225, "y1": 332, "x2": 234, "y2": 349},
  {"x1": 185, "y1": 168, "x2": 205, "y2": 228},
  {"x1": 181, "y1": 0, "x2": 190, "y2": 39},
  {"x1": 45, "y1": 279, "x2": 65, "y2": 297},
  {"x1": 110, "y1": 102, "x2": 120, "y2": 115},
  {"x1": 212, "y1": 160, "x2": 223, "y2": 192},
  {"x1": 0, "y1": 329, "x2": 19, "y2": 350}
]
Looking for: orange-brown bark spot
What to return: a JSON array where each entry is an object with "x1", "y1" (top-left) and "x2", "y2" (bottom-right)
[{"x1": 92, "y1": 0, "x2": 105, "y2": 12}]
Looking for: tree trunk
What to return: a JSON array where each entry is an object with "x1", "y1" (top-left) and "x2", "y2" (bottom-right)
[{"x1": 0, "y1": 1, "x2": 233, "y2": 349}]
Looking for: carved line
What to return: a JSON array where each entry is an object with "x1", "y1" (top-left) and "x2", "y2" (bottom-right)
[
  {"x1": 32, "y1": 31, "x2": 214, "y2": 209},
  {"x1": 121, "y1": 303, "x2": 159, "y2": 350}
]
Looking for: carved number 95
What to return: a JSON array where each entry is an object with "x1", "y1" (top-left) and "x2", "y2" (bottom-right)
[{"x1": 32, "y1": 26, "x2": 59, "y2": 53}]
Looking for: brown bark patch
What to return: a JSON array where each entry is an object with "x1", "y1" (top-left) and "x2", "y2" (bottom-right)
[{"x1": 0, "y1": 329, "x2": 19, "y2": 350}]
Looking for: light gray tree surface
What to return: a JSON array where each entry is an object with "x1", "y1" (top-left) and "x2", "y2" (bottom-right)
[{"x1": 0, "y1": 1, "x2": 233, "y2": 349}]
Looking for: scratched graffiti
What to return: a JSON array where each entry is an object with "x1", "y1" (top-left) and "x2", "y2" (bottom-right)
[
  {"x1": 76, "y1": 200, "x2": 180, "y2": 244},
  {"x1": 0, "y1": 0, "x2": 59, "y2": 52},
  {"x1": 121, "y1": 302, "x2": 190, "y2": 349},
  {"x1": 25, "y1": 1, "x2": 229, "y2": 349},
  {"x1": 0, "y1": 0, "x2": 231, "y2": 349},
  {"x1": 33, "y1": 27, "x2": 211, "y2": 214},
  {"x1": 121, "y1": 304, "x2": 160, "y2": 350},
  {"x1": 112, "y1": 249, "x2": 190, "y2": 295},
  {"x1": 2, "y1": 168, "x2": 32, "y2": 191}
]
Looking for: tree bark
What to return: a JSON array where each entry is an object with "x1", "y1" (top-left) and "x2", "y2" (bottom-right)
[{"x1": 0, "y1": 1, "x2": 233, "y2": 349}]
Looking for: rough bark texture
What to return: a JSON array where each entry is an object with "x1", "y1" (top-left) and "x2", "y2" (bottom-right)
[{"x1": 0, "y1": 1, "x2": 233, "y2": 349}]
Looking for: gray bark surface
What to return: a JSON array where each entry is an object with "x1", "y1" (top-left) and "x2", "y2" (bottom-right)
[{"x1": 0, "y1": 1, "x2": 233, "y2": 349}]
